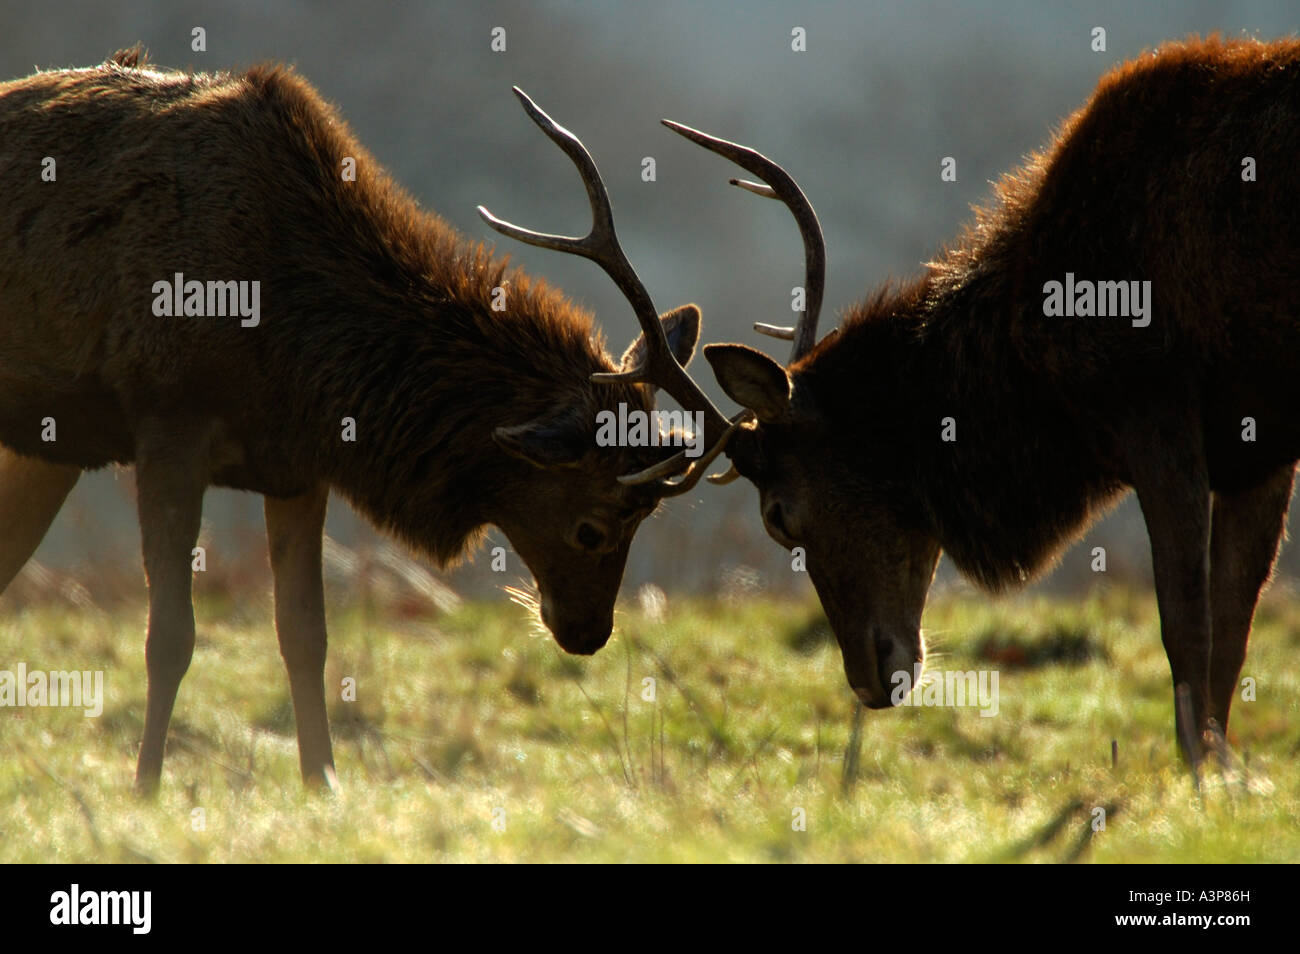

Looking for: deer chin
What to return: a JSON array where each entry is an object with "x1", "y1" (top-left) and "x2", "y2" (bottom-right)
[
  {"x1": 538, "y1": 596, "x2": 614, "y2": 656},
  {"x1": 843, "y1": 625, "x2": 925, "y2": 710}
]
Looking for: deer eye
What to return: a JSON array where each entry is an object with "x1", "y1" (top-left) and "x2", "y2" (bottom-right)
[{"x1": 575, "y1": 522, "x2": 606, "y2": 552}]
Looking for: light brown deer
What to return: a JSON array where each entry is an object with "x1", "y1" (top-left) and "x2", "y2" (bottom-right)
[
  {"x1": 677, "y1": 36, "x2": 1300, "y2": 762},
  {"x1": 0, "y1": 50, "x2": 735, "y2": 792}
]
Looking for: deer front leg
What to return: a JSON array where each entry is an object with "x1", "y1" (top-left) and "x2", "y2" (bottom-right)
[
  {"x1": 1208, "y1": 464, "x2": 1294, "y2": 731},
  {"x1": 264, "y1": 485, "x2": 336, "y2": 789},
  {"x1": 134, "y1": 436, "x2": 207, "y2": 795},
  {"x1": 1130, "y1": 441, "x2": 1213, "y2": 764},
  {"x1": 0, "y1": 447, "x2": 80, "y2": 594}
]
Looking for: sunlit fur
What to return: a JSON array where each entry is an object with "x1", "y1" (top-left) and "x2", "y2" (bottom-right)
[
  {"x1": 0, "y1": 47, "x2": 657, "y2": 569},
  {"x1": 797, "y1": 34, "x2": 1300, "y2": 592},
  {"x1": 717, "y1": 35, "x2": 1300, "y2": 734}
]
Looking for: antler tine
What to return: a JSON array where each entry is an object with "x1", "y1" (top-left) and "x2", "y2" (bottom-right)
[
  {"x1": 661, "y1": 119, "x2": 826, "y2": 363},
  {"x1": 753, "y1": 322, "x2": 795, "y2": 340},
  {"x1": 479, "y1": 89, "x2": 732, "y2": 456},
  {"x1": 707, "y1": 463, "x2": 741, "y2": 485},
  {"x1": 618, "y1": 448, "x2": 692, "y2": 485},
  {"x1": 477, "y1": 87, "x2": 621, "y2": 261},
  {"x1": 617, "y1": 412, "x2": 752, "y2": 495},
  {"x1": 656, "y1": 414, "x2": 751, "y2": 497},
  {"x1": 730, "y1": 178, "x2": 776, "y2": 198}
]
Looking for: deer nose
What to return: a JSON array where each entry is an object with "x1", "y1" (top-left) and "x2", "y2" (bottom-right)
[
  {"x1": 849, "y1": 631, "x2": 920, "y2": 708},
  {"x1": 555, "y1": 621, "x2": 612, "y2": 655},
  {"x1": 543, "y1": 604, "x2": 613, "y2": 655},
  {"x1": 854, "y1": 686, "x2": 895, "y2": 710},
  {"x1": 876, "y1": 630, "x2": 923, "y2": 704}
]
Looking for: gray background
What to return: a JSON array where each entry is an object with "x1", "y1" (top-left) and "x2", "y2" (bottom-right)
[{"x1": 3, "y1": 0, "x2": 1296, "y2": 602}]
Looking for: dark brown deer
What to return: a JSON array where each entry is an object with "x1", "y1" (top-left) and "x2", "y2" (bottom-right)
[
  {"x1": 0, "y1": 50, "x2": 735, "y2": 792},
  {"x1": 675, "y1": 35, "x2": 1300, "y2": 761}
]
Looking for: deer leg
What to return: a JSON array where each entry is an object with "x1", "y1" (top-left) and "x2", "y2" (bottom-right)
[
  {"x1": 1208, "y1": 464, "x2": 1294, "y2": 732},
  {"x1": 133, "y1": 437, "x2": 206, "y2": 795},
  {"x1": 264, "y1": 484, "x2": 336, "y2": 789},
  {"x1": 1129, "y1": 433, "x2": 1213, "y2": 762},
  {"x1": 0, "y1": 447, "x2": 80, "y2": 593}
]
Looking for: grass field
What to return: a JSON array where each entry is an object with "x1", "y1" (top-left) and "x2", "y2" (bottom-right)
[{"x1": 2, "y1": 581, "x2": 1297, "y2": 863}]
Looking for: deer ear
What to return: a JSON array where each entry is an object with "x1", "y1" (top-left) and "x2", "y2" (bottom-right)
[
  {"x1": 619, "y1": 303, "x2": 701, "y2": 374},
  {"x1": 493, "y1": 407, "x2": 588, "y2": 469},
  {"x1": 704, "y1": 343, "x2": 791, "y2": 422}
]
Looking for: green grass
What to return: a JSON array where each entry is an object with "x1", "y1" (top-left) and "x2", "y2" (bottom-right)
[{"x1": 1, "y1": 584, "x2": 1297, "y2": 862}]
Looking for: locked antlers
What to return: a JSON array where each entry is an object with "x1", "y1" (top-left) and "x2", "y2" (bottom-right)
[{"x1": 478, "y1": 88, "x2": 745, "y2": 496}]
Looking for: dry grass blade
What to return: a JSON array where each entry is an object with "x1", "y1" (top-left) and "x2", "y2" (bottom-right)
[
  {"x1": 840, "y1": 702, "x2": 865, "y2": 796},
  {"x1": 627, "y1": 634, "x2": 730, "y2": 754},
  {"x1": 1061, "y1": 800, "x2": 1123, "y2": 863},
  {"x1": 20, "y1": 745, "x2": 102, "y2": 852},
  {"x1": 569, "y1": 674, "x2": 634, "y2": 788},
  {"x1": 991, "y1": 798, "x2": 1086, "y2": 862}
]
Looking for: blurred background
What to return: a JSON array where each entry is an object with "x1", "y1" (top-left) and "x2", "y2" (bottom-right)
[{"x1": 2, "y1": 0, "x2": 1298, "y2": 610}]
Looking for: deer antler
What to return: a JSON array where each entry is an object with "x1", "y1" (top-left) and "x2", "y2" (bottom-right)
[
  {"x1": 623, "y1": 409, "x2": 753, "y2": 497},
  {"x1": 478, "y1": 88, "x2": 734, "y2": 494},
  {"x1": 660, "y1": 120, "x2": 825, "y2": 363}
]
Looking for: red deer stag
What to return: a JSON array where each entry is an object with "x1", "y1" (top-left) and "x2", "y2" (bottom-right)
[
  {"x1": 674, "y1": 36, "x2": 1300, "y2": 761},
  {"x1": 0, "y1": 50, "x2": 735, "y2": 792}
]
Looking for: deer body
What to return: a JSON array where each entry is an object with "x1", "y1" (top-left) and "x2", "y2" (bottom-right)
[
  {"x1": 0, "y1": 51, "x2": 718, "y2": 791},
  {"x1": 0, "y1": 57, "x2": 612, "y2": 506},
  {"x1": 696, "y1": 36, "x2": 1300, "y2": 758}
]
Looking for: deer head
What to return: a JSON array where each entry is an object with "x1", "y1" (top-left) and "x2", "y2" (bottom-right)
[
  {"x1": 665, "y1": 120, "x2": 941, "y2": 706},
  {"x1": 478, "y1": 90, "x2": 745, "y2": 654}
]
